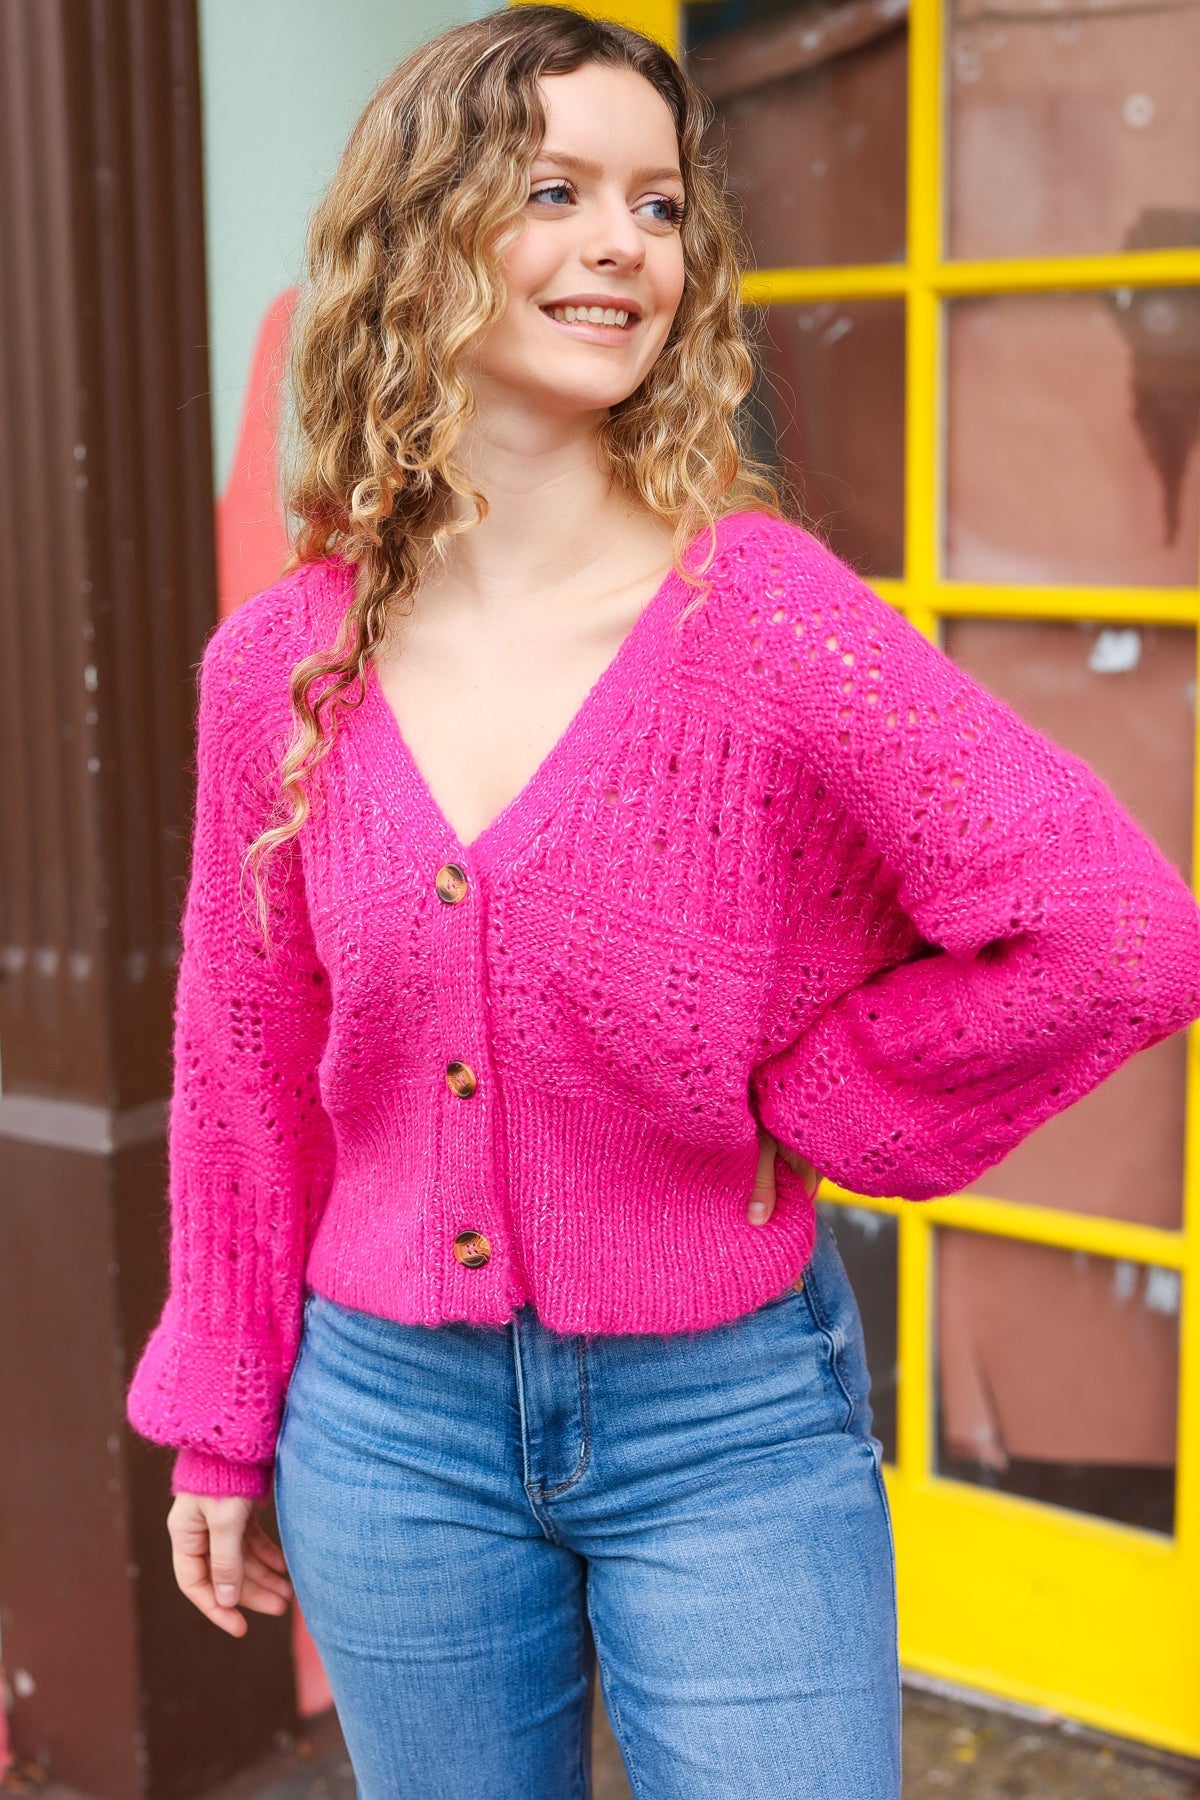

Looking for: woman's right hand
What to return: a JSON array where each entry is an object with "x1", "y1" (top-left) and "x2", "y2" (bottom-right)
[
  {"x1": 167, "y1": 1493, "x2": 294, "y2": 1637},
  {"x1": 750, "y1": 1124, "x2": 819, "y2": 1224}
]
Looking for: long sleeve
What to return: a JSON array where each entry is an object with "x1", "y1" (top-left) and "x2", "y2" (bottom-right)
[
  {"x1": 748, "y1": 526, "x2": 1200, "y2": 1201},
  {"x1": 125, "y1": 614, "x2": 335, "y2": 1498}
]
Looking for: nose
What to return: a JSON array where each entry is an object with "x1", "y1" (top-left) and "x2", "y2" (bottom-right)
[{"x1": 581, "y1": 186, "x2": 646, "y2": 275}]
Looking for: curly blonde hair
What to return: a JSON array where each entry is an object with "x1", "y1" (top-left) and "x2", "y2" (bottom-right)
[{"x1": 246, "y1": 1, "x2": 784, "y2": 930}]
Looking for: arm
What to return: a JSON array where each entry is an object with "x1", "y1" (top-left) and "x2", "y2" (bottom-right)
[
  {"x1": 748, "y1": 526, "x2": 1200, "y2": 1200},
  {"x1": 126, "y1": 613, "x2": 334, "y2": 1498}
]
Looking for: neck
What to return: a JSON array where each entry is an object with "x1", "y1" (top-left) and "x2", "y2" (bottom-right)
[{"x1": 427, "y1": 399, "x2": 663, "y2": 614}]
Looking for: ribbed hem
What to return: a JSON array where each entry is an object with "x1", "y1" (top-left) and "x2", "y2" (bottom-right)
[{"x1": 171, "y1": 1446, "x2": 272, "y2": 1500}]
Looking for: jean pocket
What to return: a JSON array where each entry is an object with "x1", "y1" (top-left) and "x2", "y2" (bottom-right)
[
  {"x1": 802, "y1": 1230, "x2": 877, "y2": 1437},
  {"x1": 750, "y1": 1265, "x2": 810, "y2": 1318}
]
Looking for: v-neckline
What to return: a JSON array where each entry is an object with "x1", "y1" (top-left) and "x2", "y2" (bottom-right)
[{"x1": 352, "y1": 509, "x2": 761, "y2": 874}]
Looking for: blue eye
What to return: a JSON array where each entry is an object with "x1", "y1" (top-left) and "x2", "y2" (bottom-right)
[
  {"x1": 641, "y1": 195, "x2": 687, "y2": 227},
  {"x1": 528, "y1": 182, "x2": 687, "y2": 227}
]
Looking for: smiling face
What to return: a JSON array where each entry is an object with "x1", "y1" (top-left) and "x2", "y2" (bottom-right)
[{"x1": 467, "y1": 61, "x2": 688, "y2": 420}]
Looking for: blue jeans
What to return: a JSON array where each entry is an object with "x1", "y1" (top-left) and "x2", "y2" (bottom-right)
[{"x1": 274, "y1": 1212, "x2": 902, "y2": 1799}]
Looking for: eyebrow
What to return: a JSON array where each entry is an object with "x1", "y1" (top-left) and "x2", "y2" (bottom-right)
[{"x1": 532, "y1": 149, "x2": 684, "y2": 185}]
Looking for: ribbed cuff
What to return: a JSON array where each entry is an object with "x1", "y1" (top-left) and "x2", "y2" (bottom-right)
[{"x1": 171, "y1": 1446, "x2": 273, "y2": 1500}]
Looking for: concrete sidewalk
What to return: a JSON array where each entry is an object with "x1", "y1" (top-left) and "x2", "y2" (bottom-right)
[{"x1": 188, "y1": 1681, "x2": 1200, "y2": 1800}]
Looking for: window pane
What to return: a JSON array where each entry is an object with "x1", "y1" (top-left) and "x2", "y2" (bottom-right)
[
  {"x1": 935, "y1": 1231, "x2": 1179, "y2": 1535},
  {"x1": 944, "y1": 618, "x2": 1193, "y2": 1229},
  {"x1": 748, "y1": 300, "x2": 905, "y2": 577},
  {"x1": 945, "y1": 289, "x2": 1200, "y2": 587},
  {"x1": 947, "y1": 0, "x2": 1200, "y2": 261},
  {"x1": 683, "y1": 0, "x2": 907, "y2": 269},
  {"x1": 819, "y1": 1201, "x2": 898, "y2": 1463}
]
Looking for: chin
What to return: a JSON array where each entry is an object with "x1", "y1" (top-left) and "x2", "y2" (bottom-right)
[{"x1": 533, "y1": 377, "x2": 643, "y2": 415}]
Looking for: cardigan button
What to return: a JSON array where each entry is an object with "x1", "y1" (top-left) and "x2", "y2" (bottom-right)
[
  {"x1": 446, "y1": 1060, "x2": 477, "y2": 1098},
  {"x1": 435, "y1": 862, "x2": 469, "y2": 904},
  {"x1": 453, "y1": 1230, "x2": 491, "y2": 1268}
]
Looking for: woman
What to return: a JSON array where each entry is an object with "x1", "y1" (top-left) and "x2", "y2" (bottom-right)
[{"x1": 125, "y1": 8, "x2": 1200, "y2": 1797}]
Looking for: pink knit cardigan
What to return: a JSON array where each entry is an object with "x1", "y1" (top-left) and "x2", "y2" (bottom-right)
[{"x1": 125, "y1": 510, "x2": 1200, "y2": 1498}]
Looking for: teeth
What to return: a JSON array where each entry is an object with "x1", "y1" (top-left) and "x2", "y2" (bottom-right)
[{"x1": 546, "y1": 305, "x2": 631, "y2": 328}]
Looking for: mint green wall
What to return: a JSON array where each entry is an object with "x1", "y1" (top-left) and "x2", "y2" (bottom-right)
[{"x1": 198, "y1": 0, "x2": 489, "y2": 492}]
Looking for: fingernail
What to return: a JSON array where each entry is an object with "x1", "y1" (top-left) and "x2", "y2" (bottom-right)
[
  {"x1": 216, "y1": 1585, "x2": 238, "y2": 1606},
  {"x1": 748, "y1": 1202, "x2": 768, "y2": 1222}
]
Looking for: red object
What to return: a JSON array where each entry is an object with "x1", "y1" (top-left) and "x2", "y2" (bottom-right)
[{"x1": 215, "y1": 286, "x2": 298, "y2": 620}]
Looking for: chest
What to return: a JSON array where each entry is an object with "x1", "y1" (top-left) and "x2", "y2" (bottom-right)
[
  {"x1": 300, "y1": 547, "x2": 909, "y2": 1141},
  {"x1": 371, "y1": 592, "x2": 656, "y2": 851}
]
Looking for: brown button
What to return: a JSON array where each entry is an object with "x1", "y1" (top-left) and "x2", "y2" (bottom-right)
[
  {"x1": 445, "y1": 1060, "x2": 477, "y2": 1098},
  {"x1": 792, "y1": 1276, "x2": 805, "y2": 1292},
  {"x1": 453, "y1": 1230, "x2": 491, "y2": 1268},
  {"x1": 435, "y1": 862, "x2": 469, "y2": 904}
]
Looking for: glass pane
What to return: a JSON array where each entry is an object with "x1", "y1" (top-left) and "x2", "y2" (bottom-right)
[
  {"x1": 947, "y1": 0, "x2": 1200, "y2": 261},
  {"x1": 683, "y1": 0, "x2": 907, "y2": 269},
  {"x1": 935, "y1": 1231, "x2": 1179, "y2": 1535},
  {"x1": 944, "y1": 289, "x2": 1200, "y2": 587},
  {"x1": 748, "y1": 300, "x2": 905, "y2": 577},
  {"x1": 944, "y1": 618, "x2": 1194, "y2": 1228},
  {"x1": 819, "y1": 1200, "x2": 898, "y2": 1463}
]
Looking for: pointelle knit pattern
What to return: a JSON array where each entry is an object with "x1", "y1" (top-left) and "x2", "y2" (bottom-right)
[{"x1": 125, "y1": 509, "x2": 1200, "y2": 1498}]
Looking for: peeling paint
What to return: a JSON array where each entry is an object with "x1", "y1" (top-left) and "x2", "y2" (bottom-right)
[
  {"x1": 843, "y1": 1204, "x2": 890, "y2": 1239},
  {"x1": 1144, "y1": 1265, "x2": 1181, "y2": 1316},
  {"x1": 1088, "y1": 628, "x2": 1141, "y2": 674},
  {"x1": 1111, "y1": 1258, "x2": 1138, "y2": 1303}
]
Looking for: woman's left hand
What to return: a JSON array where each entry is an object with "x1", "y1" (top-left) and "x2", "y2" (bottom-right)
[{"x1": 749, "y1": 1126, "x2": 819, "y2": 1225}]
